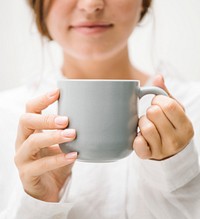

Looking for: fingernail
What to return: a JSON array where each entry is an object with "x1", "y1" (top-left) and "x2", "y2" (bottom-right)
[
  {"x1": 55, "y1": 116, "x2": 68, "y2": 125},
  {"x1": 65, "y1": 152, "x2": 78, "y2": 159},
  {"x1": 61, "y1": 129, "x2": 76, "y2": 138},
  {"x1": 47, "y1": 89, "x2": 59, "y2": 98}
]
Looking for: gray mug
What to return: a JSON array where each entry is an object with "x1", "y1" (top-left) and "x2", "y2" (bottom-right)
[{"x1": 58, "y1": 79, "x2": 167, "y2": 163}]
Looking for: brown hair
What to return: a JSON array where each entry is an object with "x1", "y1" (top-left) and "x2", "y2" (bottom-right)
[
  {"x1": 140, "y1": 0, "x2": 152, "y2": 21},
  {"x1": 28, "y1": 0, "x2": 52, "y2": 39},
  {"x1": 28, "y1": 0, "x2": 152, "y2": 40}
]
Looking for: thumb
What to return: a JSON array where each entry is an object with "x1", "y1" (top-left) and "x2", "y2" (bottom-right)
[
  {"x1": 152, "y1": 74, "x2": 173, "y2": 98},
  {"x1": 152, "y1": 74, "x2": 185, "y2": 110}
]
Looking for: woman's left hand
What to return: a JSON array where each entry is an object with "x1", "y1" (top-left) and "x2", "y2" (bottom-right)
[{"x1": 133, "y1": 75, "x2": 194, "y2": 160}]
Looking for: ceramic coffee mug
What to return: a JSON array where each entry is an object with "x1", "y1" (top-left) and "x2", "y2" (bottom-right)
[{"x1": 58, "y1": 79, "x2": 167, "y2": 163}]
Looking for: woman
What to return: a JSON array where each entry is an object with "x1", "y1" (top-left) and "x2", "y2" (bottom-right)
[{"x1": 0, "y1": 0, "x2": 200, "y2": 218}]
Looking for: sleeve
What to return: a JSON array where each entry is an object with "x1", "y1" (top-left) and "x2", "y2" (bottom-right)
[
  {"x1": 0, "y1": 88, "x2": 75, "y2": 219},
  {"x1": 137, "y1": 141, "x2": 200, "y2": 218},
  {"x1": 138, "y1": 140, "x2": 200, "y2": 192},
  {"x1": 0, "y1": 178, "x2": 74, "y2": 219}
]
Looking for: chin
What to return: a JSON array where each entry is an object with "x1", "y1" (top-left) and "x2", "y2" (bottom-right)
[
  {"x1": 64, "y1": 45, "x2": 124, "y2": 61},
  {"x1": 65, "y1": 50, "x2": 111, "y2": 61}
]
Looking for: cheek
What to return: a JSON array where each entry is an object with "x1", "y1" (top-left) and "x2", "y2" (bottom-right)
[
  {"x1": 46, "y1": 1, "x2": 73, "y2": 39},
  {"x1": 113, "y1": 0, "x2": 142, "y2": 25}
]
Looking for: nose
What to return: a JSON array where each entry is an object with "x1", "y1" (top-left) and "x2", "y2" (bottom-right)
[{"x1": 77, "y1": 0, "x2": 104, "y2": 13}]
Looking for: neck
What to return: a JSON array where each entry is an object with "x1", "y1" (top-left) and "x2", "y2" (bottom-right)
[{"x1": 61, "y1": 47, "x2": 149, "y2": 85}]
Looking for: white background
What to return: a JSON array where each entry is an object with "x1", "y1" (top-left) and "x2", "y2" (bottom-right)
[{"x1": 0, "y1": 0, "x2": 200, "y2": 91}]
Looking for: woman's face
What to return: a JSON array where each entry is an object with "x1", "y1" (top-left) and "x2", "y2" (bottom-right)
[{"x1": 45, "y1": 0, "x2": 143, "y2": 60}]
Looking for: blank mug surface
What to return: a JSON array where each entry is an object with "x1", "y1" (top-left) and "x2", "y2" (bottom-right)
[{"x1": 58, "y1": 80, "x2": 139, "y2": 162}]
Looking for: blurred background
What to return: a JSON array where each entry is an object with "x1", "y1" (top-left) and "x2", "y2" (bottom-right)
[{"x1": 0, "y1": 0, "x2": 200, "y2": 91}]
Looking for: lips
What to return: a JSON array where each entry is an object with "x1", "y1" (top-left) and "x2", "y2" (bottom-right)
[
  {"x1": 70, "y1": 22, "x2": 114, "y2": 35},
  {"x1": 72, "y1": 22, "x2": 113, "y2": 28}
]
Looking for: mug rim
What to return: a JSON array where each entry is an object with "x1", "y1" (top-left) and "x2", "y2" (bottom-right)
[{"x1": 58, "y1": 79, "x2": 140, "y2": 82}]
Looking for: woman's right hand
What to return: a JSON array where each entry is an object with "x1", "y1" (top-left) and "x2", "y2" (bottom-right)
[{"x1": 14, "y1": 89, "x2": 77, "y2": 202}]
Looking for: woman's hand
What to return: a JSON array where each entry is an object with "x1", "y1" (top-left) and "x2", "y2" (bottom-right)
[
  {"x1": 133, "y1": 75, "x2": 194, "y2": 160},
  {"x1": 14, "y1": 89, "x2": 77, "y2": 202}
]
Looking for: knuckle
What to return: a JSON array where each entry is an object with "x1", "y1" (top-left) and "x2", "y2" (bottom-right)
[
  {"x1": 38, "y1": 96, "x2": 49, "y2": 109},
  {"x1": 43, "y1": 115, "x2": 55, "y2": 127},
  {"x1": 177, "y1": 120, "x2": 194, "y2": 147},
  {"x1": 27, "y1": 134, "x2": 38, "y2": 147},
  {"x1": 189, "y1": 126, "x2": 194, "y2": 139},
  {"x1": 138, "y1": 115, "x2": 145, "y2": 125},
  {"x1": 25, "y1": 100, "x2": 33, "y2": 112},
  {"x1": 170, "y1": 137, "x2": 183, "y2": 151},
  {"x1": 14, "y1": 154, "x2": 20, "y2": 167},
  {"x1": 19, "y1": 113, "x2": 29, "y2": 125},
  {"x1": 141, "y1": 122, "x2": 155, "y2": 136},
  {"x1": 26, "y1": 134, "x2": 41, "y2": 154},
  {"x1": 186, "y1": 121, "x2": 194, "y2": 139},
  {"x1": 133, "y1": 136, "x2": 151, "y2": 159},
  {"x1": 164, "y1": 99, "x2": 177, "y2": 113},
  {"x1": 13, "y1": 157, "x2": 28, "y2": 180},
  {"x1": 181, "y1": 123, "x2": 194, "y2": 145},
  {"x1": 18, "y1": 167, "x2": 29, "y2": 181},
  {"x1": 27, "y1": 133, "x2": 35, "y2": 142},
  {"x1": 146, "y1": 105, "x2": 161, "y2": 119},
  {"x1": 133, "y1": 139, "x2": 141, "y2": 151},
  {"x1": 26, "y1": 95, "x2": 49, "y2": 113},
  {"x1": 18, "y1": 169, "x2": 25, "y2": 181}
]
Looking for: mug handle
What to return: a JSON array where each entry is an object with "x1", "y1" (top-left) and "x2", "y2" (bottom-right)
[{"x1": 138, "y1": 86, "x2": 168, "y2": 98}]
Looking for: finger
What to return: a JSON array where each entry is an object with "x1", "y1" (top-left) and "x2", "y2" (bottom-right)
[
  {"x1": 20, "y1": 114, "x2": 69, "y2": 131},
  {"x1": 133, "y1": 132, "x2": 152, "y2": 159},
  {"x1": 43, "y1": 144, "x2": 63, "y2": 155},
  {"x1": 151, "y1": 95, "x2": 188, "y2": 130},
  {"x1": 16, "y1": 114, "x2": 69, "y2": 149},
  {"x1": 138, "y1": 115, "x2": 162, "y2": 158},
  {"x1": 146, "y1": 104, "x2": 175, "y2": 138},
  {"x1": 147, "y1": 104, "x2": 194, "y2": 158},
  {"x1": 26, "y1": 89, "x2": 59, "y2": 114},
  {"x1": 147, "y1": 105, "x2": 179, "y2": 156},
  {"x1": 24, "y1": 152, "x2": 77, "y2": 177},
  {"x1": 39, "y1": 144, "x2": 66, "y2": 159},
  {"x1": 15, "y1": 129, "x2": 76, "y2": 164}
]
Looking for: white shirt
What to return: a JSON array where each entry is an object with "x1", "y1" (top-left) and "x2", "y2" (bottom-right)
[{"x1": 0, "y1": 64, "x2": 200, "y2": 219}]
